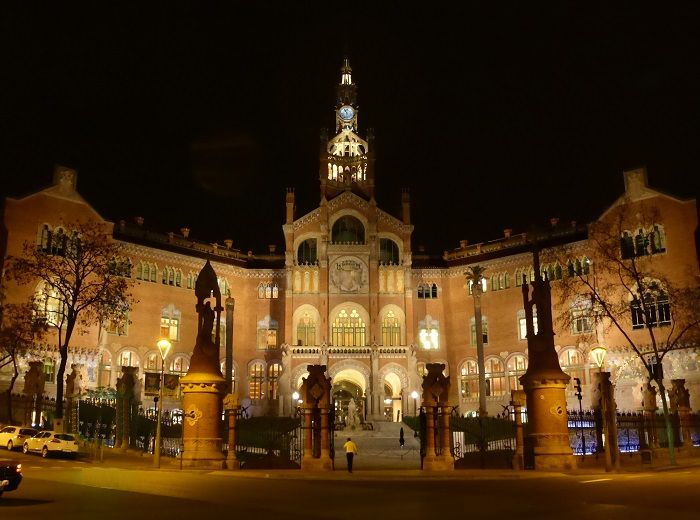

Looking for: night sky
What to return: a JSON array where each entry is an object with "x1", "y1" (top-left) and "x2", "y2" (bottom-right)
[{"x1": 1, "y1": 4, "x2": 698, "y2": 255}]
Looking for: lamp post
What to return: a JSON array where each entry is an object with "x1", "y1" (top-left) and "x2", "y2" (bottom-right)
[
  {"x1": 154, "y1": 338, "x2": 172, "y2": 468},
  {"x1": 292, "y1": 391, "x2": 300, "y2": 415},
  {"x1": 410, "y1": 390, "x2": 418, "y2": 416},
  {"x1": 591, "y1": 345, "x2": 607, "y2": 372}
]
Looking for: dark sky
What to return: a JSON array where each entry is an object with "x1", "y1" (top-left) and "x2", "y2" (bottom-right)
[{"x1": 1, "y1": 3, "x2": 699, "y2": 255}]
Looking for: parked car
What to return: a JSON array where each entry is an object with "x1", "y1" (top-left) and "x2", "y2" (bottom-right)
[
  {"x1": 0, "y1": 459, "x2": 22, "y2": 497},
  {"x1": 0, "y1": 426, "x2": 38, "y2": 451},
  {"x1": 23, "y1": 431, "x2": 79, "y2": 458}
]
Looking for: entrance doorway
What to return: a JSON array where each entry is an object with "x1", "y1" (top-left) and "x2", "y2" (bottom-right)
[{"x1": 332, "y1": 380, "x2": 364, "y2": 428}]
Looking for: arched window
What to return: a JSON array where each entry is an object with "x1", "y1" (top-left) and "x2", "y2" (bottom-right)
[
  {"x1": 145, "y1": 352, "x2": 158, "y2": 371},
  {"x1": 258, "y1": 282, "x2": 279, "y2": 299},
  {"x1": 507, "y1": 355, "x2": 527, "y2": 391},
  {"x1": 485, "y1": 358, "x2": 506, "y2": 397},
  {"x1": 268, "y1": 363, "x2": 282, "y2": 400},
  {"x1": 332, "y1": 309, "x2": 366, "y2": 346},
  {"x1": 119, "y1": 350, "x2": 139, "y2": 368},
  {"x1": 248, "y1": 362, "x2": 265, "y2": 400},
  {"x1": 257, "y1": 316, "x2": 279, "y2": 350},
  {"x1": 631, "y1": 281, "x2": 671, "y2": 329},
  {"x1": 297, "y1": 238, "x2": 318, "y2": 264},
  {"x1": 187, "y1": 272, "x2": 197, "y2": 289},
  {"x1": 459, "y1": 360, "x2": 479, "y2": 399},
  {"x1": 517, "y1": 309, "x2": 538, "y2": 340},
  {"x1": 35, "y1": 282, "x2": 64, "y2": 327},
  {"x1": 381, "y1": 310, "x2": 401, "y2": 346},
  {"x1": 296, "y1": 312, "x2": 316, "y2": 346},
  {"x1": 559, "y1": 349, "x2": 585, "y2": 392},
  {"x1": 51, "y1": 227, "x2": 66, "y2": 256},
  {"x1": 217, "y1": 277, "x2": 229, "y2": 296},
  {"x1": 37, "y1": 224, "x2": 51, "y2": 252},
  {"x1": 170, "y1": 355, "x2": 189, "y2": 375},
  {"x1": 379, "y1": 238, "x2": 400, "y2": 265},
  {"x1": 570, "y1": 299, "x2": 593, "y2": 335},
  {"x1": 649, "y1": 225, "x2": 666, "y2": 254},
  {"x1": 634, "y1": 229, "x2": 649, "y2": 257},
  {"x1": 331, "y1": 216, "x2": 365, "y2": 244},
  {"x1": 220, "y1": 361, "x2": 237, "y2": 392},
  {"x1": 160, "y1": 305, "x2": 181, "y2": 341}
]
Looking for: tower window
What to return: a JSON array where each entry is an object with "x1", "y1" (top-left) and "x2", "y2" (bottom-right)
[
  {"x1": 297, "y1": 239, "x2": 318, "y2": 264},
  {"x1": 379, "y1": 238, "x2": 400, "y2": 265},
  {"x1": 331, "y1": 216, "x2": 365, "y2": 244}
]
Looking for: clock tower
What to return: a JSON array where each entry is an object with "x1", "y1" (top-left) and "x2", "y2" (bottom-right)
[{"x1": 319, "y1": 57, "x2": 375, "y2": 201}]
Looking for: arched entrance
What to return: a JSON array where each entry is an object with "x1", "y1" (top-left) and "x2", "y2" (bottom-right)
[{"x1": 331, "y1": 368, "x2": 367, "y2": 427}]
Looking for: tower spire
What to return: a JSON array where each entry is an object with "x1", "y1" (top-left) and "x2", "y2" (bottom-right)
[{"x1": 320, "y1": 58, "x2": 374, "y2": 201}]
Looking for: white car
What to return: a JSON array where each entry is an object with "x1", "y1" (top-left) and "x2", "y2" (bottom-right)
[
  {"x1": 23, "y1": 431, "x2": 79, "y2": 458},
  {"x1": 0, "y1": 426, "x2": 38, "y2": 451}
]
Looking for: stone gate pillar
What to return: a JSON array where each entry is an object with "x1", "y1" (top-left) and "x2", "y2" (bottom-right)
[
  {"x1": 23, "y1": 361, "x2": 45, "y2": 427},
  {"x1": 421, "y1": 363, "x2": 453, "y2": 471},
  {"x1": 593, "y1": 371, "x2": 620, "y2": 472},
  {"x1": 670, "y1": 379, "x2": 691, "y2": 450},
  {"x1": 300, "y1": 364, "x2": 333, "y2": 471},
  {"x1": 115, "y1": 366, "x2": 139, "y2": 450},
  {"x1": 519, "y1": 248, "x2": 575, "y2": 471}
]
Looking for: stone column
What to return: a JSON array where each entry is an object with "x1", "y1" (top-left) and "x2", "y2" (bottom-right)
[
  {"x1": 511, "y1": 390, "x2": 526, "y2": 470},
  {"x1": 641, "y1": 382, "x2": 659, "y2": 449},
  {"x1": 440, "y1": 405, "x2": 453, "y2": 465},
  {"x1": 594, "y1": 372, "x2": 620, "y2": 472},
  {"x1": 223, "y1": 393, "x2": 240, "y2": 470}
]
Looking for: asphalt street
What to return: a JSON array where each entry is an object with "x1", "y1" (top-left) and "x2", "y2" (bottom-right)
[{"x1": 1, "y1": 450, "x2": 699, "y2": 520}]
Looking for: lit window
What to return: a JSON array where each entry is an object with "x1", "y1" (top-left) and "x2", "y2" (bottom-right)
[
  {"x1": 517, "y1": 309, "x2": 538, "y2": 340},
  {"x1": 119, "y1": 350, "x2": 138, "y2": 367},
  {"x1": 296, "y1": 312, "x2": 316, "y2": 346},
  {"x1": 417, "y1": 283, "x2": 438, "y2": 299},
  {"x1": 571, "y1": 300, "x2": 593, "y2": 335},
  {"x1": 459, "y1": 361, "x2": 479, "y2": 399},
  {"x1": 258, "y1": 282, "x2": 279, "y2": 299},
  {"x1": 257, "y1": 316, "x2": 279, "y2": 349},
  {"x1": 43, "y1": 358, "x2": 56, "y2": 383},
  {"x1": 106, "y1": 314, "x2": 128, "y2": 336},
  {"x1": 248, "y1": 362, "x2": 265, "y2": 400},
  {"x1": 468, "y1": 278, "x2": 488, "y2": 294},
  {"x1": 332, "y1": 309, "x2": 366, "y2": 347},
  {"x1": 268, "y1": 363, "x2": 282, "y2": 400},
  {"x1": 507, "y1": 355, "x2": 527, "y2": 391},
  {"x1": 382, "y1": 310, "x2": 401, "y2": 346},
  {"x1": 559, "y1": 349, "x2": 585, "y2": 392},
  {"x1": 379, "y1": 238, "x2": 400, "y2": 265},
  {"x1": 418, "y1": 328, "x2": 439, "y2": 350},
  {"x1": 170, "y1": 355, "x2": 189, "y2": 375},
  {"x1": 145, "y1": 353, "x2": 158, "y2": 371},
  {"x1": 160, "y1": 305, "x2": 181, "y2": 341},
  {"x1": 485, "y1": 358, "x2": 506, "y2": 396}
]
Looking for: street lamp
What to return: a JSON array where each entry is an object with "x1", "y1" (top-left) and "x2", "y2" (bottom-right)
[
  {"x1": 590, "y1": 345, "x2": 607, "y2": 372},
  {"x1": 410, "y1": 390, "x2": 419, "y2": 416},
  {"x1": 154, "y1": 338, "x2": 172, "y2": 468}
]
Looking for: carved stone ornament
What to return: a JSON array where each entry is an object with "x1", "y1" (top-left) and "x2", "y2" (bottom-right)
[
  {"x1": 330, "y1": 257, "x2": 368, "y2": 293},
  {"x1": 186, "y1": 404, "x2": 203, "y2": 426}
]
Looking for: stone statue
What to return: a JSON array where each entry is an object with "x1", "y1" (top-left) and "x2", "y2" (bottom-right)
[
  {"x1": 23, "y1": 361, "x2": 45, "y2": 396},
  {"x1": 65, "y1": 364, "x2": 84, "y2": 397},
  {"x1": 347, "y1": 398, "x2": 358, "y2": 429}
]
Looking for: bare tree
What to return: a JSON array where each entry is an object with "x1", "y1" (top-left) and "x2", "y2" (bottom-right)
[
  {"x1": 0, "y1": 297, "x2": 48, "y2": 422},
  {"x1": 6, "y1": 220, "x2": 134, "y2": 421},
  {"x1": 551, "y1": 201, "x2": 700, "y2": 464}
]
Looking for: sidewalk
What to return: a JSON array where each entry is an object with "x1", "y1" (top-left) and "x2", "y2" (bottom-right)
[{"x1": 75, "y1": 444, "x2": 700, "y2": 479}]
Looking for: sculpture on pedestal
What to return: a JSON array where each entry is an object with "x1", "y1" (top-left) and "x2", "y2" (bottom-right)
[
  {"x1": 179, "y1": 260, "x2": 226, "y2": 469},
  {"x1": 420, "y1": 362, "x2": 453, "y2": 471},
  {"x1": 300, "y1": 364, "x2": 333, "y2": 471},
  {"x1": 519, "y1": 247, "x2": 576, "y2": 470}
]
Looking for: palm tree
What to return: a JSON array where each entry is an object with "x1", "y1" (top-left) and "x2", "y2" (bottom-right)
[{"x1": 465, "y1": 265, "x2": 488, "y2": 416}]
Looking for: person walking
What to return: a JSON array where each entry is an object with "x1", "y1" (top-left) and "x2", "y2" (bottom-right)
[
  {"x1": 399, "y1": 427, "x2": 405, "y2": 448},
  {"x1": 343, "y1": 437, "x2": 358, "y2": 473}
]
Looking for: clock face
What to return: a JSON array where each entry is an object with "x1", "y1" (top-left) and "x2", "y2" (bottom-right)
[{"x1": 339, "y1": 105, "x2": 355, "y2": 121}]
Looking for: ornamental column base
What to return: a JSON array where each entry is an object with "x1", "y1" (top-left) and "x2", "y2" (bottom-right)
[
  {"x1": 422, "y1": 453, "x2": 454, "y2": 471},
  {"x1": 180, "y1": 373, "x2": 226, "y2": 470},
  {"x1": 522, "y1": 371, "x2": 577, "y2": 472},
  {"x1": 301, "y1": 452, "x2": 333, "y2": 471}
]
